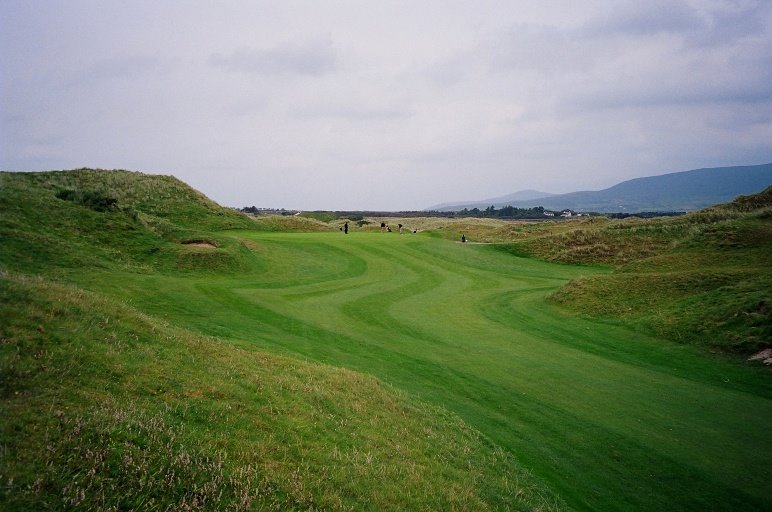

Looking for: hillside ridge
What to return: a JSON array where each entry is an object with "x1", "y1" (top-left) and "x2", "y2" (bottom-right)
[{"x1": 431, "y1": 163, "x2": 772, "y2": 212}]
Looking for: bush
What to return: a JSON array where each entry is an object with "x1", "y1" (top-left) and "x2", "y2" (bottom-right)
[{"x1": 56, "y1": 189, "x2": 117, "y2": 212}]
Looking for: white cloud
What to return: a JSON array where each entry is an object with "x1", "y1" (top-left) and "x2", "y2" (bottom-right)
[
  {"x1": 209, "y1": 39, "x2": 337, "y2": 76},
  {"x1": 582, "y1": 0, "x2": 705, "y2": 36}
]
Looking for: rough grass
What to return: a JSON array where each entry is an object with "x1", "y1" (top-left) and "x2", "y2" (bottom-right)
[
  {"x1": 539, "y1": 190, "x2": 772, "y2": 354},
  {"x1": 0, "y1": 170, "x2": 262, "y2": 277},
  {"x1": 299, "y1": 211, "x2": 338, "y2": 223},
  {"x1": 504, "y1": 187, "x2": 772, "y2": 266},
  {"x1": 248, "y1": 214, "x2": 335, "y2": 232},
  {"x1": 1, "y1": 168, "x2": 253, "y2": 233}
]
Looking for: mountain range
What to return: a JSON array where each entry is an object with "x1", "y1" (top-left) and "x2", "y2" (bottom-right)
[{"x1": 428, "y1": 163, "x2": 772, "y2": 213}]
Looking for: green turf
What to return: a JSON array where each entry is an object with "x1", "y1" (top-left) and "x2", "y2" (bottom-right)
[
  {"x1": 2, "y1": 271, "x2": 555, "y2": 511},
  {"x1": 2, "y1": 170, "x2": 771, "y2": 511},
  {"x1": 1, "y1": 170, "x2": 564, "y2": 510},
  {"x1": 72, "y1": 231, "x2": 771, "y2": 511}
]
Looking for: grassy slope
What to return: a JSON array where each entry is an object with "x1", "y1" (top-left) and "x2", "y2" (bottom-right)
[
  {"x1": 249, "y1": 214, "x2": 336, "y2": 233},
  {"x1": 418, "y1": 189, "x2": 771, "y2": 354},
  {"x1": 89, "y1": 230, "x2": 771, "y2": 512},
  {"x1": 2, "y1": 271, "x2": 550, "y2": 511},
  {"x1": 0, "y1": 170, "x2": 558, "y2": 511},
  {"x1": 2, "y1": 170, "x2": 770, "y2": 511},
  {"x1": 526, "y1": 190, "x2": 772, "y2": 353}
]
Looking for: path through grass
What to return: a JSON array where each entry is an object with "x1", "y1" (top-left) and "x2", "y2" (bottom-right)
[{"x1": 79, "y1": 231, "x2": 771, "y2": 511}]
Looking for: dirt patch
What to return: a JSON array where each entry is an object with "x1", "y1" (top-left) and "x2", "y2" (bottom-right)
[
  {"x1": 182, "y1": 240, "x2": 217, "y2": 249},
  {"x1": 748, "y1": 348, "x2": 772, "y2": 364}
]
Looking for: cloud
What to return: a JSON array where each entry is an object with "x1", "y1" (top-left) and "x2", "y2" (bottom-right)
[
  {"x1": 209, "y1": 39, "x2": 337, "y2": 76},
  {"x1": 583, "y1": 0, "x2": 705, "y2": 36},
  {"x1": 290, "y1": 98, "x2": 414, "y2": 122},
  {"x1": 472, "y1": 1, "x2": 772, "y2": 113},
  {"x1": 486, "y1": 24, "x2": 588, "y2": 75},
  {"x1": 687, "y1": 0, "x2": 770, "y2": 47},
  {"x1": 85, "y1": 55, "x2": 173, "y2": 81}
]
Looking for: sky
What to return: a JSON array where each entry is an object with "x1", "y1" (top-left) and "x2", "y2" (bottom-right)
[{"x1": 2, "y1": 1, "x2": 771, "y2": 210}]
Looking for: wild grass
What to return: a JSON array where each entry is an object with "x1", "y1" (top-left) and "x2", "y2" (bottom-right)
[
  {"x1": 299, "y1": 211, "x2": 338, "y2": 223},
  {"x1": 248, "y1": 214, "x2": 335, "y2": 232},
  {"x1": 537, "y1": 189, "x2": 772, "y2": 353}
]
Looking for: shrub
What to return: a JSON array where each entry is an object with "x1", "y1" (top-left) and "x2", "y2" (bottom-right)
[{"x1": 56, "y1": 189, "x2": 117, "y2": 212}]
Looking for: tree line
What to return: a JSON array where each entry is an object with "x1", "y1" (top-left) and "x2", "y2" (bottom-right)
[{"x1": 455, "y1": 205, "x2": 549, "y2": 219}]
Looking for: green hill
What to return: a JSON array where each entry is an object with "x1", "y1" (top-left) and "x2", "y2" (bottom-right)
[
  {"x1": 502, "y1": 188, "x2": 772, "y2": 354},
  {"x1": 0, "y1": 169, "x2": 559, "y2": 511},
  {"x1": 2, "y1": 169, "x2": 770, "y2": 511},
  {"x1": 0, "y1": 168, "x2": 256, "y2": 274},
  {"x1": 424, "y1": 187, "x2": 771, "y2": 355}
]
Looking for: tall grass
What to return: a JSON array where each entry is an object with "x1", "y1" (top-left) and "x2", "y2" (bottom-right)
[{"x1": 536, "y1": 191, "x2": 772, "y2": 353}]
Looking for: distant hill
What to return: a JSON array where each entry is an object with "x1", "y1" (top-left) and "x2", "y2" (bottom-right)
[
  {"x1": 428, "y1": 189, "x2": 554, "y2": 211},
  {"x1": 430, "y1": 163, "x2": 772, "y2": 213}
]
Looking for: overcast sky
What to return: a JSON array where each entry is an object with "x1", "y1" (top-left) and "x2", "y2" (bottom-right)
[{"x1": 2, "y1": 1, "x2": 771, "y2": 210}]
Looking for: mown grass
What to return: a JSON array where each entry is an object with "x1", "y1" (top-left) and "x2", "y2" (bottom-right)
[
  {"x1": 1, "y1": 170, "x2": 561, "y2": 511},
  {"x1": 1, "y1": 271, "x2": 554, "y2": 511},
  {"x1": 2, "y1": 170, "x2": 770, "y2": 511},
  {"x1": 96, "y1": 230, "x2": 769, "y2": 512}
]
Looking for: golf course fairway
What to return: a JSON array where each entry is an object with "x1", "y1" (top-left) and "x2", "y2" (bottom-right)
[{"x1": 72, "y1": 230, "x2": 771, "y2": 511}]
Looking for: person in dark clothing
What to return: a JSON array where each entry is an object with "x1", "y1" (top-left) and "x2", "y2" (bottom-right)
[
  {"x1": 461, "y1": 234, "x2": 466, "y2": 243},
  {"x1": 344, "y1": 222, "x2": 349, "y2": 234}
]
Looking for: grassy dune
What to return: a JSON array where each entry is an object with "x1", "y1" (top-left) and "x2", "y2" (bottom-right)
[
  {"x1": 513, "y1": 190, "x2": 772, "y2": 353},
  {"x1": 2, "y1": 170, "x2": 771, "y2": 511}
]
